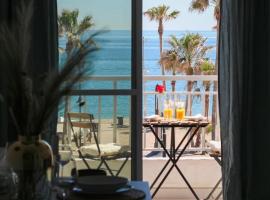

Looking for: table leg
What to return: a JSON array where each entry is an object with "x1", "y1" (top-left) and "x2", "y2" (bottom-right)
[
  {"x1": 154, "y1": 127, "x2": 159, "y2": 148},
  {"x1": 205, "y1": 156, "x2": 222, "y2": 200},
  {"x1": 162, "y1": 129, "x2": 167, "y2": 157},
  {"x1": 152, "y1": 126, "x2": 201, "y2": 199},
  {"x1": 171, "y1": 127, "x2": 175, "y2": 159},
  {"x1": 205, "y1": 178, "x2": 222, "y2": 200},
  {"x1": 149, "y1": 125, "x2": 177, "y2": 190},
  {"x1": 216, "y1": 191, "x2": 222, "y2": 199},
  {"x1": 149, "y1": 126, "x2": 174, "y2": 159},
  {"x1": 150, "y1": 127, "x2": 193, "y2": 190}
]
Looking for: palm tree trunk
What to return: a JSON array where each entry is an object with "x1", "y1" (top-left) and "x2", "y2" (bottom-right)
[
  {"x1": 186, "y1": 80, "x2": 196, "y2": 147},
  {"x1": 195, "y1": 82, "x2": 210, "y2": 148},
  {"x1": 204, "y1": 82, "x2": 210, "y2": 117},
  {"x1": 171, "y1": 80, "x2": 176, "y2": 92},
  {"x1": 158, "y1": 20, "x2": 166, "y2": 91},
  {"x1": 186, "y1": 81, "x2": 193, "y2": 116},
  {"x1": 171, "y1": 69, "x2": 176, "y2": 92}
]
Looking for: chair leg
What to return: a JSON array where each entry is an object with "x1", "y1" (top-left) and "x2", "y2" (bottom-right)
[
  {"x1": 116, "y1": 156, "x2": 129, "y2": 176},
  {"x1": 97, "y1": 155, "x2": 130, "y2": 176},
  {"x1": 97, "y1": 159, "x2": 104, "y2": 169},
  {"x1": 102, "y1": 159, "x2": 115, "y2": 176},
  {"x1": 96, "y1": 158, "x2": 114, "y2": 176}
]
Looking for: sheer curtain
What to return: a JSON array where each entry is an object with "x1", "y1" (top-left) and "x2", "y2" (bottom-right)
[
  {"x1": 0, "y1": 0, "x2": 58, "y2": 146},
  {"x1": 219, "y1": 0, "x2": 270, "y2": 199}
]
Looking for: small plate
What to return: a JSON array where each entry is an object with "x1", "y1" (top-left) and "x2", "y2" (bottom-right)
[{"x1": 184, "y1": 114, "x2": 206, "y2": 121}]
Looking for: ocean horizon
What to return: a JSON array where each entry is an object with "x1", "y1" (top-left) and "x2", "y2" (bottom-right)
[{"x1": 59, "y1": 30, "x2": 217, "y2": 119}]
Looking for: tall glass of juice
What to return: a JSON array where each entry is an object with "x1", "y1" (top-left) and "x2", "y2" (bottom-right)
[
  {"x1": 164, "y1": 99, "x2": 173, "y2": 120},
  {"x1": 176, "y1": 101, "x2": 185, "y2": 120}
]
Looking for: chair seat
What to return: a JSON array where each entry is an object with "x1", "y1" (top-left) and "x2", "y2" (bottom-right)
[
  {"x1": 80, "y1": 143, "x2": 122, "y2": 157},
  {"x1": 207, "y1": 140, "x2": 221, "y2": 154}
]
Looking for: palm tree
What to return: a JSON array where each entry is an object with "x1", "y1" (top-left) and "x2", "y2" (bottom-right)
[
  {"x1": 189, "y1": 0, "x2": 220, "y2": 138},
  {"x1": 144, "y1": 5, "x2": 180, "y2": 90},
  {"x1": 172, "y1": 33, "x2": 213, "y2": 115},
  {"x1": 200, "y1": 60, "x2": 215, "y2": 117},
  {"x1": 165, "y1": 33, "x2": 213, "y2": 147},
  {"x1": 160, "y1": 49, "x2": 182, "y2": 92},
  {"x1": 58, "y1": 9, "x2": 94, "y2": 56},
  {"x1": 189, "y1": 0, "x2": 220, "y2": 28}
]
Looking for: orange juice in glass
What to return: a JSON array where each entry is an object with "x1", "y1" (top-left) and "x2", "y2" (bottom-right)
[
  {"x1": 176, "y1": 101, "x2": 185, "y2": 120},
  {"x1": 164, "y1": 108, "x2": 173, "y2": 119},
  {"x1": 176, "y1": 108, "x2": 185, "y2": 120},
  {"x1": 164, "y1": 99, "x2": 173, "y2": 120}
]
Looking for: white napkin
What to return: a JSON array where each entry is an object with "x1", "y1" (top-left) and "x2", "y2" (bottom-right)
[
  {"x1": 184, "y1": 114, "x2": 207, "y2": 121},
  {"x1": 144, "y1": 115, "x2": 160, "y2": 121}
]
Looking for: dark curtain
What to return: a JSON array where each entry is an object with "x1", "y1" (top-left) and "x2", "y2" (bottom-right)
[
  {"x1": 219, "y1": 0, "x2": 270, "y2": 199},
  {"x1": 0, "y1": 0, "x2": 58, "y2": 146}
]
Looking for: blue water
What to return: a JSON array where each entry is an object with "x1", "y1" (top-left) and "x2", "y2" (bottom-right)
[{"x1": 59, "y1": 30, "x2": 216, "y2": 118}]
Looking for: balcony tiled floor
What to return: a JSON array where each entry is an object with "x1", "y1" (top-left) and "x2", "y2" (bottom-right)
[
  {"x1": 143, "y1": 154, "x2": 222, "y2": 200},
  {"x1": 154, "y1": 188, "x2": 222, "y2": 199}
]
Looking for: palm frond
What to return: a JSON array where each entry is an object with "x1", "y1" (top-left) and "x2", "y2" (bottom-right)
[
  {"x1": 163, "y1": 33, "x2": 213, "y2": 76},
  {"x1": 165, "y1": 10, "x2": 180, "y2": 20},
  {"x1": 144, "y1": 5, "x2": 180, "y2": 21},
  {"x1": 77, "y1": 16, "x2": 94, "y2": 35},
  {"x1": 189, "y1": 0, "x2": 210, "y2": 12}
]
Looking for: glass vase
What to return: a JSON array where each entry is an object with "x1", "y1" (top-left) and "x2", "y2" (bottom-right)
[{"x1": 7, "y1": 135, "x2": 53, "y2": 200}]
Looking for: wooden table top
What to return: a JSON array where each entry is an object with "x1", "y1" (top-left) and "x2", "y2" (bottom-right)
[{"x1": 143, "y1": 120, "x2": 209, "y2": 128}]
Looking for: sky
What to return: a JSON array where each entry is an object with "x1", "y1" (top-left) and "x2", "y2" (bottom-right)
[
  {"x1": 58, "y1": 0, "x2": 215, "y2": 31},
  {"x1": 58, "y1": 0, "x2": 131, "y2": 30},
  {"x1": 144, "y1": 0, "x2": 215, "y2": 31}
]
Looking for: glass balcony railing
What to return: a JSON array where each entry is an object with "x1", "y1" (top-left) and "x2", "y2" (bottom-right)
[{"x1": 57, "y1": 75, "x2": 219, "y2": 153}]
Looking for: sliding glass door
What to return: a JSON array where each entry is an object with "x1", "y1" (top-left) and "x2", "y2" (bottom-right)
[{"x1": 57, "y1": 0, "x2": 142, "y2": 179}]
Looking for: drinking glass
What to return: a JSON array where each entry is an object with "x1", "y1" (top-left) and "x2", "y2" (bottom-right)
[
  {"x1": 176, "y1": 101, "x2": 185, "y2": 120},
  {"x1": 57, "y1": 144, "x2": 72, "y2": 178},
  {"x1": 55, "y1": 145, "x2": 76, "y2": 200},
  {"x1": 164, "y1": 98, "x2": 173, "y2": 120}
]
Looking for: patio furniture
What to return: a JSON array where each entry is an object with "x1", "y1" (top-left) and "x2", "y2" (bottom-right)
[
  {"x1": 143, "y1": 120, "x2": 209, "y2": 199},
  {"x1": 205, "y1": 141, "x2": 222, "y2": 200},
  {"x1": 68, "y1": 112, "x2": 130, "y2": 176}
]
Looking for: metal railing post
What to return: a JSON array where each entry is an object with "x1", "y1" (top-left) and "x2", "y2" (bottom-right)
[
  {"x1": 98, "y1": 96, "x2": 102, "y2": 143},
  {"x1": 113, "y1": 81, "x2": 117, "y2": 143},
  {"x1": 202, "y1": 93, "x2": 206, "y2": 152}
]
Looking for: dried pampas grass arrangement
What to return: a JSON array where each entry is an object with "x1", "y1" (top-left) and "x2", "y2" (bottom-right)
[{"x1": 0, "y1": 1, "x2": 99, "y2": 137}]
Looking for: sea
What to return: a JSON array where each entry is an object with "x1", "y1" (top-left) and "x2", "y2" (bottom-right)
[{"x1": 59, "y1": 30, "x2": 217, "y2": 119}]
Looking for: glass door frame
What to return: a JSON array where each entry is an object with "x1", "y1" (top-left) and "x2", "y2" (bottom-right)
[{"x1": 69, "y1": 0, "x2": 143, "y2": 180}]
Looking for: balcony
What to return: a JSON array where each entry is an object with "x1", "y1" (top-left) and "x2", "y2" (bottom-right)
[{"x1": 58, "y1": 74, "x2": 222, "y2": 199}]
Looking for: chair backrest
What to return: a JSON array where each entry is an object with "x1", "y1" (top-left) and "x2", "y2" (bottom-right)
[
  {"x1": 68, "y1": 113, "x2": 94, "y2": 120},
  {"x1": 67, "y1": 112, "x2": 100, "y2": 153},
  {"x1": 68, "y1": 112, "x2": 96, "y2": 130}
]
